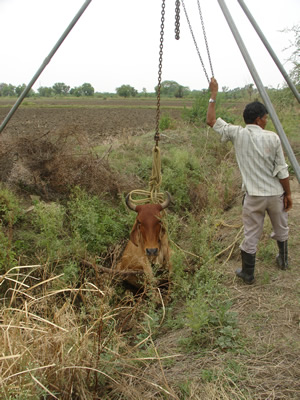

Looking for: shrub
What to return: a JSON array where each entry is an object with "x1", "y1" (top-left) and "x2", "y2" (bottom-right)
[
  {"x1": 67, "y1": 187, "x2": 133, "y2": 254},
  {"x1": 182, "y1": 94, "x2": 210, "y2": 124},
  {"x1": 159, "y1": 113, "x2": 175, "y2": 131}
]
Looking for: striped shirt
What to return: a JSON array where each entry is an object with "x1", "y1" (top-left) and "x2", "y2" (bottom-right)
[{"x1": 213, "y1": 117, "x2": 289, "y2": 196}]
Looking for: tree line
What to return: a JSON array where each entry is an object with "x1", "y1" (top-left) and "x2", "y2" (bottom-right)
[
  {"x1": 0, "y1": 79, "x2": 298, "y2": 100},
  {"x1": 0, "y1": 80, "x2": 192, "y2": 98},
  {"x1": 0, "y1": 82, "x2": 95, "y2": 97}
]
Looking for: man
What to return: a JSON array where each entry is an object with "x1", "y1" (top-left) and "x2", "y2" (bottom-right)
[{"x1": 206, "y1": 77, "x2": 292, "y2": 284}]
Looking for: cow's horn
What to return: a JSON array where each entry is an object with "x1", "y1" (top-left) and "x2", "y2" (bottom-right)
[
  {"x1": 160, "y1": 191, "x2": 171, "y2": 209},
  {"x1": 125, "y1": 194, "x2": 137, "y2": 211}
]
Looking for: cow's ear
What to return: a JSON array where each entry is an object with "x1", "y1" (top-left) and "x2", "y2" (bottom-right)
[{"x1": 130, "y1": 220, "x2": 140, "y2": 246}]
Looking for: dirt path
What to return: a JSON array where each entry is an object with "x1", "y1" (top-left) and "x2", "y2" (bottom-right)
[{"x1": 152, "y1": 177, "x2": 300, "y2": 399}]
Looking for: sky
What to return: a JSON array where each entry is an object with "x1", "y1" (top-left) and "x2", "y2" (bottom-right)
[{"x1": 0, "y1": 0, "x2": 299, "y2": 93}]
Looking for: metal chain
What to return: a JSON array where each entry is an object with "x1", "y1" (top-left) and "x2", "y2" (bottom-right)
[
  {"x1": 175, "y1": 0, "x2": 180, "y2": 40},
  {"x1": 181, "y1": 0, "x2": 212, "y2": 83},
  {"x1": 155, "y1": 0, "x2": 166, "y2": 145},
  {"x1": 197, "y1": 0, "x2": 214, "y2": 78}
]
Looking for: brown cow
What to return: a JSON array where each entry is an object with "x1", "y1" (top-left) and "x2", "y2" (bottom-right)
[{"x1": 116, "y1": 192, "x2": 172, "y2": 288}]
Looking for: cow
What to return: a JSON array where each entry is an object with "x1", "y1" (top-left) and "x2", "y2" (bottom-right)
[{"x1": 116, "y1": 192, "x2": 172, "y2": 289}]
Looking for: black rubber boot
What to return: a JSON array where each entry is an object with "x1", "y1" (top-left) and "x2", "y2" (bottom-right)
[
  {"x1": 235, "y1": 250, "x2": 255, "y2": 284},
  {"x1": 276, "y1": 240, "x2": 288, "y2": 270}
]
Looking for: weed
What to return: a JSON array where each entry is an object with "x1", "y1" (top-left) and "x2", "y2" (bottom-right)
[
  {"x1": 67, "y1": 186, "x2": 132, "y2": 254},
  {"x1": 182, "y1": 93, "x2": 210, "y2": 124},
  {"x1": 0, "y1": 184, "x2": 22, "y2": 226},
  {"x1": 159, "y1": 113, "x2": 175, "y2": 131}
]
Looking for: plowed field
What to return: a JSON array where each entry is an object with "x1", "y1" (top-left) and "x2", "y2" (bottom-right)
[{"x1": 0, "y1": 97, "x2": 192, "y2": 143}]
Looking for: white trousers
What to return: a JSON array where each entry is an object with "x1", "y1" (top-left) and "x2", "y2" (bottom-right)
[{"x1": 240, "y1": 194, "x2": 289, "y2": 254}]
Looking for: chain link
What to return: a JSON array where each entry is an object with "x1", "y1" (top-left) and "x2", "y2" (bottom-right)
[
  {"x1": 197, "y1": 0, "x2": 214, "y2": 78},
  {"x1": 181, "y1": 0, "x2": 214, "y2": 83},
  {"x1": 155, "y1": 0, "x2": 166, "y2": 146},
  {"x1": 175, "y1": 0, "x2": 180, "y2": 40}
]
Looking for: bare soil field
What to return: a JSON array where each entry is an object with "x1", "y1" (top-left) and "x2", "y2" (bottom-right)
[{"x1": 0, "y1": 97, "x2": 191, "y2": 144}]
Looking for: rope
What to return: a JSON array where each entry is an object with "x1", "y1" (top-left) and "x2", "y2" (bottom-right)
[{"x1": 128, "y1": 145, "x2": 165, "y2": 206}]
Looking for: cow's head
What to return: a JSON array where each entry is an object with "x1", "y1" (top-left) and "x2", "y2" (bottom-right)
[{"x1": 126, "y1": 192, "x2": 171, "y2": 262}]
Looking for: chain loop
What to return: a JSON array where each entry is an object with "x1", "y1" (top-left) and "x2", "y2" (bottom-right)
[
  {"x1": 155, "y1": 0, "x2": 166, "y2": 146},
  {"x1": 175, "y1": 0, "x2": 180, "y2": 40}
]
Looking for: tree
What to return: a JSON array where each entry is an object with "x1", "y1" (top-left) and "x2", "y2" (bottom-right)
[
  {"x1": 283, "y1": 24, "x2": 300, "y2": 85},
  {"x1": 69, "y1": 86, "x2": 82, "y2": 97},
  {"x1": 70, "y1": 83, "x2": 94, "y2": 97},
  {"x1": 15, "y1": 84, "x2": 35, "y2": 97},
  {"x1": 37, "y1": 86, "x2": 54, "y2": 97},
  {"x1": 15, "y1": 84, "x2": 26, "y2": 97},
  {"x1": 155, "y1": 80, "x2": 190, "y2": 97},
  {"x1": 81, "y1": 83, "x2": 94, "y2": 96},
  {"x1": 0, "y1": 83, "x2": 15, "y2": 96},
  {"x1": 52, "y1": 82, "x2": 70, "y2": 96},
  {"x1": 246, "y1": 83, "x2": 254, "y2": 100},
  {"x1": 116, "y1": 84, "x2": 137, "y2": 98}
]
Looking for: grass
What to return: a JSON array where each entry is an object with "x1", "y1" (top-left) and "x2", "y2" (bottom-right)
[{"x1": 0, "y1": 92, "x2": 299, "y2": 399}]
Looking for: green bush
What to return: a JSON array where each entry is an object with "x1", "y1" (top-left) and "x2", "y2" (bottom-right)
[
  {"x1": 0, "y1": 185, "x2": 22, "y2": 226},
  {"x1": 159, "y1": 113, "x2": 175, "y2": 131},
  {"x1": 67, "y1": 187, "x2": 133, "y2": 254},
  {"x1": 0, "y1": 227, "x2": 16, "y2": 273},
  {"x1": 0, "y1": 186, "x2": 21, "y2": 273},
  {"x1": 34, "y1": 201, "x2": 66, "y2": 253},
  {"x1": 182, "y1": 94, "x2": 210, "y2": 124},
  {"x1": 163, "y1": 148, "x2": 201, "y2": 211}
]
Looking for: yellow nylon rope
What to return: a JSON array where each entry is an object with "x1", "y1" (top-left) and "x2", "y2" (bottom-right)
[{"x1": 128, "y1": 145, "x2": 165, "y2": 205}]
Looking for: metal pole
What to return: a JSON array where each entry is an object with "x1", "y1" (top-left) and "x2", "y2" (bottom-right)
[
  {"x1": 217, "y1": 0, "x2": 300, "y2": 183},
  {"x1": 0, "y1": 0, "x2": 93, "y2": 134},
  {"x1": 237, "y1": 0, "x2": 300, "y2": 103}
]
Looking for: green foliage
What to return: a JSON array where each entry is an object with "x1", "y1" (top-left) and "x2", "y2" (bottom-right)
[
  {"x1": 67, "y1": 187, "x2": 131, "y2": 254},
  {"x1": 15, "y1": 84, "x2": 34, "y2": 97},
  {"x1": 0, "y1": 186, "x2": 22, "y2": 226},
  {"x1": 182, "y1": 92, "x2": 210, "y2": 124},
  {"x1": 52, "y1": 82, "x2": 70, "y2": 95},
  {"x1": 61, "y1": 260, "x2": 80, "y2": 284},
  {"x1": 163, "y1": 148, "x2": 201, "y2": 211},
  {"x1": 69, "y1": 83, "x2": 95, "y2": 97},
  {"x1": 0, "y1": 186, "x2": 21, "y2": 273},
  {"x1": 159, "y1": 113, "x2": 174, "y2": 131},
  {"x1": 116, "y1": 84, "x2": 137, "y2": 98},
  {"x1": 37, "y1": 86, "x2": 54, "y2": 97},
  {"x1": 185, "y1": 292, "x2": 240, "y2": 350},
  {"x1": 155, "y1": 80, "x2": 190, "y2": 98},
  {"x1": 0, "y1": 83, "x2": 16, "y2": 96},
  {"x1": 0, "y1": 227, "x2": 16, "y2": 273},
  {"x1": 31, "y1": 201, "x2": 68, "y2": 261}
]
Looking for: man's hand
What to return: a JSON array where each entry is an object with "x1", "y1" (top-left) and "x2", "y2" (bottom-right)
[
  {"x1": 283, "y1": 193, "x2": 293, "y2": 212},
  {"x1": 206, "y1": 77, "x2": 218, "y2": 127},
  {"x1": 279, "y1": 177, "x2": 292, "y2": 212},
  {"x1": 209, "y1": 77, "x2": 218, "y2": 97}
]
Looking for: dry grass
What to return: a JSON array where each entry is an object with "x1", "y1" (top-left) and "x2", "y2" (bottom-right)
[
  {"x1": 0, "y1": 265, "x2": 183, "y2": 399},
  {"x1": 0, "y1": 127, "x2": 141, "y2": 201}
]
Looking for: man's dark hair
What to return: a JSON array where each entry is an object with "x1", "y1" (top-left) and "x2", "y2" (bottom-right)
[{"x1": 243, "y1": 101, "x2": 268, "y2": 124}]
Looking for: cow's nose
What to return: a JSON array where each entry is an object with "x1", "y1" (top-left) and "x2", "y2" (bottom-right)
[{"x1": 146, "y1": 248, "x2": 158, "y2": 256}]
